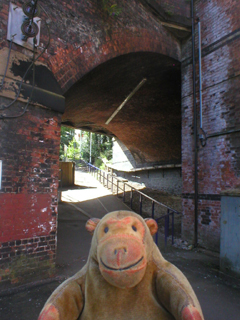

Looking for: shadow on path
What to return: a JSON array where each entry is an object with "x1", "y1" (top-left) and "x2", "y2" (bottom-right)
[{"x1": 1, "y1": 171, "x2": 240, "y2": 320}]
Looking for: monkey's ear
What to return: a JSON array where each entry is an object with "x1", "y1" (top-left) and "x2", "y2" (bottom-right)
[
  {"x1": 144, "y1": 218, "x2": 158, "y2": 236},
  {"x1": 86, "y1": 218, "x2": 101, "y2": 235}
]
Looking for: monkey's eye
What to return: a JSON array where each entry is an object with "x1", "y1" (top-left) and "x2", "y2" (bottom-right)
[
  {"x1": 132, "y1": 225, "x2": 137, "y2": 232},
  {"x1": 104, "y1": 227, "x2": 109, "y2": 233}
]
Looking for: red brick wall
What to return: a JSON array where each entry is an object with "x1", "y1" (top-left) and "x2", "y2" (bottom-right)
[
  {"x1": 0, "y1": 1, "x2": 181, "y2": 90},
  {"x1": 0, "y1": 194, "x2": 54, "y2": 243},
  {"x1": 181, "y1": 0, "x2": 240, "y2": 250},
  {"x1": 43, "y1": 0, "x2": 181, "y2": 92},
  {"x1": 40, "y1": 0, "x2": 182, "y2": 168},
  {"x1": 159, "y1": 0, "x2": 190, "y2": 17},
  {"x1": 1, "y1": 0, "x2": 239, "y2": 288},
  {"x1": 0, "y1": 0, "x2": 182, "y2": 287},
  {"x1": 0, "y1": 99, "x2": 61, "y2": 287}
]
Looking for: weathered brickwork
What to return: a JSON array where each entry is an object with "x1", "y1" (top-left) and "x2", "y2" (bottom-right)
[
  {"x1": 41, "y1": 0, "x2": 181, "y2": 92},
  {"x1": 198, "y1": 199, "x2": 221, "y2": 249},
  {"x1": 1, "y1": 0, "x2": 183, "y2": 166},
  {"x1": 0, "y1": 0, "x2": 184, "y2": 287},
  {"x1": 5, "y1": 1, "x2": 182, "y2": 91},
  {"x1": 181, "y1": 0, "x2": 240, "y2": 251},
  {"x1": 0, "y1": 97, "x2": 61, "y2": 287},
  {"x1": 0, "y1": 235, "x2": 56, "y2": 287},
  {"x1": 0, "y1": 193, "x2": 56, "y2": 243},
  {"x1": 159, "y1": 0, "x2": 190, "y2": 18},
  {"x1": 0, "y1": 0, "x2": 239, "y2": 287}
]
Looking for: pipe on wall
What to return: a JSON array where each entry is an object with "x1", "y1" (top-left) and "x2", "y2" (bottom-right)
[
  {"x1": 198, "y1": 21, "x2": 203, "y2": 130},
  {"x1": 191, "y1": 0, "x2": 199, "y2": 247}
]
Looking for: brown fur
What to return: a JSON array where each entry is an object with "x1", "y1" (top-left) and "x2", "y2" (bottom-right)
[{"x1": 38, "y1": 211, "x2": 204, "y2": 320}]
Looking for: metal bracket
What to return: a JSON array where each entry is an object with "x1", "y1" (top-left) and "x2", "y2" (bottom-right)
[{"x1": 7, "y1": 2, "x2": 41, "y2": 50}]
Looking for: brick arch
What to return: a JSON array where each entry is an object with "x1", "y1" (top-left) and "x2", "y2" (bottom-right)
[
  {"x1": 50, "y1": 27, "x2": 181, "y2": 93},
  {"x1": 63, "y1": 50, "x2": 181, "y2": 167}
]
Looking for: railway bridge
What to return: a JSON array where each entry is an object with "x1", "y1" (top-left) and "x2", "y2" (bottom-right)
[{"x1": 0, "y1": 0, "x2": 240, "y2": 286}]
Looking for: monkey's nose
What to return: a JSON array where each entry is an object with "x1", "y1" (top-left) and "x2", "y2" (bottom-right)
[
  {"x1": 114, "y1": 247, "x2": 128, "y2": 266},
  {"x1": 114, "y1": 247, "x2": 127, "y2": 255}
]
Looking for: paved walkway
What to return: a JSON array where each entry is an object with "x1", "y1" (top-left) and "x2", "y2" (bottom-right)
[{"x1": 0, "y1": 170, "x2": 240, "y2": 319}]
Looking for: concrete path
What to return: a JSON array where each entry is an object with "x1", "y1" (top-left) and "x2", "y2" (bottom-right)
[
  {"x1": 57, "y1": 169, "x2": 131, "y2": 277},
  {"x1": 0, "y1": 169, "x2": 240, "y2": 320}
]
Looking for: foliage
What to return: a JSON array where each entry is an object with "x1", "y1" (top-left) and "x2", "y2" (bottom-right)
[
  {"x1": 66, "y1": 139, "x2": 80, "y2": 161},
  {"x1": 102, "y1": 0, "x2": 122, "y2": 17},
  {"x1": 59, "y1": 128, "x2": 113, "y2": 167},
  {"x1": 80, "y1": 132, "x2": 113, "y2": 165},
  {"x1": 59, "y1": 126, "x2": 75, "y2": 161}
]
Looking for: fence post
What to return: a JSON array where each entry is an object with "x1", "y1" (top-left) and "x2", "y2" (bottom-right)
[
  {"x1": 111, "y1": 175, "x2": 113, "y2": 193},
  {"x1": 123, "y1": 183, "x2": 125, "y2": 202},
  {"x1": 166, "y1": 209, "x2": 170, "y2": 238}
]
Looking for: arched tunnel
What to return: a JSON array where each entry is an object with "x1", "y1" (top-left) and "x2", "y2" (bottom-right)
[
  {"x1": 2, "y1": 0, "x2": 239, "y2": 291},
  {"x1": 63, "y1": 52, "x2": 181, "y2": 167}
]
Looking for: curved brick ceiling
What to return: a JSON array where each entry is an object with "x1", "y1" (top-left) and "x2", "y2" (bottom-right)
[{"x1": 63, "y1": 52, "x2": 181, "y2": 166}]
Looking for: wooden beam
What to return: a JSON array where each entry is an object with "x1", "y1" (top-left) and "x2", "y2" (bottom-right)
[
  {"x1": 105, "y1": 78, "x2": 147, "y2": 125},
  {"x1": 161, "y1": 21, "x2": 191, "y2": 32}
]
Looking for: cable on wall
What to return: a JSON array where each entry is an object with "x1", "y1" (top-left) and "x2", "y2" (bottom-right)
[
  {"x1": 0, "y1": 1, "x2": 51, "y2": 119},
  {"x1": 0, "y1": 39, "x2": 36, "y2": 119}
]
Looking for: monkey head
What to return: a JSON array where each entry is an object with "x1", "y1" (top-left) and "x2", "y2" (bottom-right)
[{"x1": 86, "y1": 211, "x2": 158, "y2": 289}]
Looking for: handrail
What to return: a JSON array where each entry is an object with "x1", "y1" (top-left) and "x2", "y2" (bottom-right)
[
  {"x1": 122, "y1": 181, "x2": 180, "y2": 214},
  {"x1": 85, "y1": 162, "x2": 182, "y2": 247}
]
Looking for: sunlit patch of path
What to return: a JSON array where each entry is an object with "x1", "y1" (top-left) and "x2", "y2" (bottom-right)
[{"x1": 60, "y1": 170, "x2": 116, "y2": 218}]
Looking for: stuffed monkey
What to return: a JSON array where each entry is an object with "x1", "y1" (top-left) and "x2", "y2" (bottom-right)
[{"x1": 38, "y1": 210, "x2": 204, "y2": 320}]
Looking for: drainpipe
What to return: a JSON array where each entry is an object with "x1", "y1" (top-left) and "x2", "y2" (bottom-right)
[
  {"x1": 198, "y1": 20, "x2": 203, "y2": 131},
  {"x1": 191, "y1": 0, "x2": 198, "y2": 247}
]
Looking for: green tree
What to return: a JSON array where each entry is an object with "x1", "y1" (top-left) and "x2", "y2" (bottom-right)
[
  {"x1": 80, "y1": 132, "x2": 112, "y2": 166},
  {"x1": 59, "y1": 126, "x2": 75, "y2": 160},
  {"x1": 59, "y1": 128, "x2": 113, "y2": 167},
  {"x1": 66, "y1": 138, "x2": 80, "y2": 161}
]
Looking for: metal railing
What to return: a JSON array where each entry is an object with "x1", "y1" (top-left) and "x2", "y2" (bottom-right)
[{"x1": 86, "y1": 163, "x2": 182, "y2": 247}]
